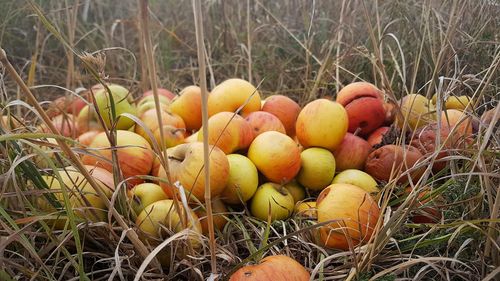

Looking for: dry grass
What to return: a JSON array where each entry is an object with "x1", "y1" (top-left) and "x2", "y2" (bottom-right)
[{"x1": 0, "y1": 0, "x2": 499, "y2": 280}]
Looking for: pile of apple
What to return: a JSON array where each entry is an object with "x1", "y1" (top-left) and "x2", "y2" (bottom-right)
[{"x1": 37, "y1": 77, "x2": 485, "y2": 253}]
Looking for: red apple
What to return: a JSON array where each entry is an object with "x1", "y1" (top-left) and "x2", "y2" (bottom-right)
[
  {"x1": 261, "y1": 95, "x2": 301, "y2": 137},
  {"x1": 295, "y1": 99, "x2": 348, "y2": 151},
  {"x1": 247, "y1": 131, "x2": 301, "y2": 183},
  {"x1": 333, "y1": 133, "x2": 371, "y2": 171},
  {"x1": 367, "y1": 126, "x2": 390, "y2": 148},
  {"x1": 245, "y1": 111, "x2": 286, "y2": 137}
]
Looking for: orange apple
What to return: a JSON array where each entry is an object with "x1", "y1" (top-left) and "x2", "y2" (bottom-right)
[
  {"x1": 247, "y1": 131, "x2": 301, "y2": 183},
  {"x1": 261, "y1": 95, "x2": 301, "y2": 137},
  {"x1": 333, "y1": 133, "x2": 371, "y2": 171},
  {"x1": 294, "y1": 201, "x2": 317, "y2": 219},
  {"x1": 169, "y1": 85, "x2": 203, "y2": 132},
  {"x1": 194, "y1": 198, "x2": 228, "y2": 234},
  {"x1": 317, "y1": 183, "x2": 380, "y2": 250},
  {"x1": 295, "y1": 99, "x2": 348, "y2": 151},
  {"x1": 245, "y1": 111, "x2": 286, "y2": 137},
  {"x1": 197, "y1": 112, "x2": 254, "y2": 154},
  {"x1": 77, "y1": 130, "x2": 100, "y2": 147},
  {"x1": 229, "y1": 255, "x2": 310, "y2": 281},
  {"x1": 208, "y1": 78, "x2": 261, "y2": 117},
  {"x1": 336, "y1": 82, "x2": 386, "y2": 136},
  {"x1": 440, "y1": 109, "x2": 473, "y2": 147},
  {"x1": 135, "y1": 109, "x2": 186, "y2": 146},
  {"x1": 82, "y1": 130, "x2": 154, "y2": 187},
  {"x1": 159, "y1": 142, "x2": 229, "y2": 202}
]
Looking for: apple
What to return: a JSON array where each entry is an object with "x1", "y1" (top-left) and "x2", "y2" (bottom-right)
[
  {"x1": 81, "y1": 130, "x2": 154, "y2": 187},
  {"x1": 383, "y1": 102, "x2": 396, "y2": 125},
  {"x1": 38, "y1": 168, "x2": 109, "y2": 228},
  {"x1": 261, "y1": 95, "x2": 301, "y2": 137},
  {"x1": 135, "y1": 199, "x2": 202, "y2": 248},
  {"x1": 40, "y1": 114, "x2": 79, "y2": 138},
  {"x1": 77, "y1": 130, "x2": 100, "y2": 147},
  {"x1": 331, "y1": 169, "x2": 378, "y2": 194},
  {"x1": 294, "y1": 201, "x2": 317, "y2": 219},
  {"x1": 1, "y1": 115, "x2": 21, "y2": 131},
  {"x1": 83, "y1": 165, "x2": 115, "y2": 196},
  {"x1": 142, "y1": 88, "x2": 176, "y2": 100},
  {"x1": 229, "y1": 255, "x2": 310, "y2": 281},
  {"x1": 245, "y1": 111, "x2": 286, "y2": 137},
  {"x1": 129, "y1": 183, "x2": 169, "y2": 215},
  {"x1": 208, "y1": 78, "x2": 261, "y2": 117},
  {"x1": 445, "y1": 96, "x2": 472, "y2": 111},
  {"x1": 135, "y1": 109, "x2": 186, "y2": 146},
  {"x1": 396, "y1": 94, "x2": 435, "y2": 131},
  {"x1": 296, "y1": 147, "x2": 336, "y2": 191},
  {"x1": 317, "y1": 183, "x2": 380, "y2": 250},
  {"x1": 197, "y1": 111, "x2": 254, "y2": 154},
  {"x1": 250, "y1": 182, "x2": 295, "y2": 222},
  {"x1": 284, "y1": 181, "x2": 306, "y2": 203},
  {"x1": 336, "y1": 82, "x2": 386, "y2": 136},
  {"x1": 333, "y1": 133, "x2": 371, "y2": 171},
  {"x1": 364, "y1": 144, "x2": 424, "y2": 184},
  {"x1": 136, "y1": 100, "x2": 171, "y2": 117},
  {"x1": 295, "y1": 99, "x2": 348, "y2": 151},
  {"x1": 194, "y1": 198, "x2": 228, "y2": 234},
  {"x1": 247, "y1": 131, "x2": 301, "y2": 183},
  {"x1": 153, "y1": 125, "x2": 186, "y2": 148},
  {"x1": 221, "y1": 154, "x2": 259, "y2": 205},
  {"x1": 170, "y1": 86, "x2": 203, "y2": 132},
  {"x1": 76, "y1": 105, "x2": 102, "y2": 133},
  {"x1": 367, "y1": 126, "x2": 390, "y2": 148},
  {"x1": 92, "y1": 84, "x2": 137, "y2": 130},
  {"x1": 441, "y1": 109, "x2": 473, "y2": 147},
  {"x1": 137, "y1": 95, "x2": 171, "y2": 108},
  {"x1": 159, "y1": 142, "x2": 229, "y2": 202},
  {"x1": 46, "y1": 95, "x2": 88, "y2": 118},
  {"x1": 410, "y1": 124, "x2": 448, "y2": 172}
]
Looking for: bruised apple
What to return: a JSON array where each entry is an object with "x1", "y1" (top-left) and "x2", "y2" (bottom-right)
[
  {"x1": 336, "y1": 82, "x2": 385, "y2": 136},
  {"x1": 365, "y1": 145, "x2": 424, "y2": 184},
  {"x1": 229, "y1": 255, "x2": 310, "y2": 281},
  {"x1": 317, "y1": 184, "x2": 380, "y2": 250},
  {"x1": 245, "y1": 111, "x2": 286, "y2": 137},
  {"x1": 367, "y1": 126, "x2": 390, "y2": 148},
  {"x1": 247, "y1": 131, "x2": 301, "y2": 183}
]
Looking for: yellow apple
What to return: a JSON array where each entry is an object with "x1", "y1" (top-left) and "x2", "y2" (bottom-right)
[
  {"x1": 331, "y1": 169, "x2": 378, "y2": 194},
  {"x1": 296, "y1": 147, "x2": 336, "y2": 191},
  {"x1": 129, "y1": 183, "x2": 169, "y2": 215},
  {"x1": 294, "y1": 201, "x2": 317, "y2": 219},
  {"x1": 250, "y1": 182, "x2": 295, "y2": 222},
  {"x1": 445, "y1": 96, "x2": 472, "y2": 111},
  {"x1": 221, "y1": 154, "x2": 259, "y2": 205},
  {"x1": 284, "y1": 181, "x2": 306, "y2": 203},
  {"x1": 208, "y1": 78, "x2": 261, "y2": 117},
  {"x1": 396, "y1": 94, "x2": 435, "y2": 130},
  {"x1": 170, "y1": 86, "x2": 203, "y2": 131}
]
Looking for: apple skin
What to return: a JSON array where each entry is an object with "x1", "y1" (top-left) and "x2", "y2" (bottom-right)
[
  {"x1": 245, "y1": 111, "x2": 286, "y2": 137},
  {"x1": 221, "y1": 154, "x2": 259, "y2": 205},
  {"x1": 284, "y1": 181, "x2": 306, "y2": 203},
  {"x1": 317, "y1": 183, "x2": 380, "y2": 250},
  {"x1": 410, "y1": 124, "x2": 448, "y2": 173},
  {"x1": 136, "y1": 101, "x2": 171, "y2": 117},
  {"x1": 142, "y1": 88, "x2": 176, "y2": 100},
  {"x1": 336, "y1": 82, "x2": 385, "y2": 137},
  {"x1": 77, "y1": 105, "x2": 102, "y2": 133},
  {"x1": 194, "y1": 198, "x2": 228, "y2": 234},
  {"x1": 135, "y1": 108, "x2": 186, "y2": 146},
  {"x1": 333, "y1": 133, "x2": 371, "y2": 171},
  {"x1": 441, "y1": 109, "x2": 473, "y2": 147},
  {"x1": 296, "y1": 147, "x2": 336, "y2": 191},
  {"x1": 77, "y1": 130, "x2": 100, "y2": 147},
  {"x1": 208, "y1": 78, "x2": 261, "y2": 117},
  {"x1": 445, "y1": 96, "x2": 472, "y2": 111},
  {"x1": 159, "y1": 142, "x2": 230, "y2": 202},
  {"x1": 331, "y1": 169, "x2": 379, "y2": 194},
  {"x1": 229, "y1": 255, "x2": 310, "y2": 281},
  {"x1": 250, "y1": 182, "x2": 295, "y2": 222},
  {"x1": 135, "y1": 199, "x2": 202, "y2": 248},
  {"x1": 38, "y1": 168, "x2": 108, "y2": 228},
  {"x1": 129, "y1": 183, "x2": 169, "y2": 215},
  {"x1": 247, "y1": 131, "x2": 301, "y2": 184},
  {"x1": 153, "y1": 125, "x2": 186, "y2": 148},
  {"x1": 367, "y1": 126, "x2": 390, "y2": 148},
  {"x1": 198, "y1": 111, "x2": 254, "y2": 154},
  {"x1": 81, "y1": 130, "x2": 154, "y2": 187},
  {"x1": 364, "y1": 145, "x2": 424, "y2": 185},
  {"x1": 294, "y1": 201, "x2": 317, "y2": 219},
  {"x1": 169, "y1": 86, "x2": 203, "y2": 132},
  {"x1": 295, "y1": 99, "x2": 348, "y2": 151},
  {"x1": 47, "y1": 95, "x2": 88, "y2": 118},
  {"x1": 92, "y1": 84, "x2": 137, "y2": 130},
  {"x1": 41, "y1": 114, "x2": 79, "y2": 138},
  {"x1": 396, "y1": 94, "x2": 435, "y2": 131},
  {"x1": 261, "y1": 95, "x2": 301, "y2": 137}
]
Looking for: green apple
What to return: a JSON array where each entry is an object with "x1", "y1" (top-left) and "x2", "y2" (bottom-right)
[
  {"x1": 221, "y1": 154, "x2": 259, "y2": 205},
  {"x1": 284, "y1": 181, "x2": 306, "y2": 203},
  {"x1": 296, "y1": 147, "x2": 336, "y2": 191},
  {"x1": 93, "y1": 84, "x2": 137, "y2": 130},
  {"x1": 250, "y1": 182, "x2": 295, "y2": 222},
  {"x1": 129, "y1": 183, "x2": 169, "y2": 215},
  {"x1": 331, "y1": 169, "x2": 379, "y2": 194}
]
